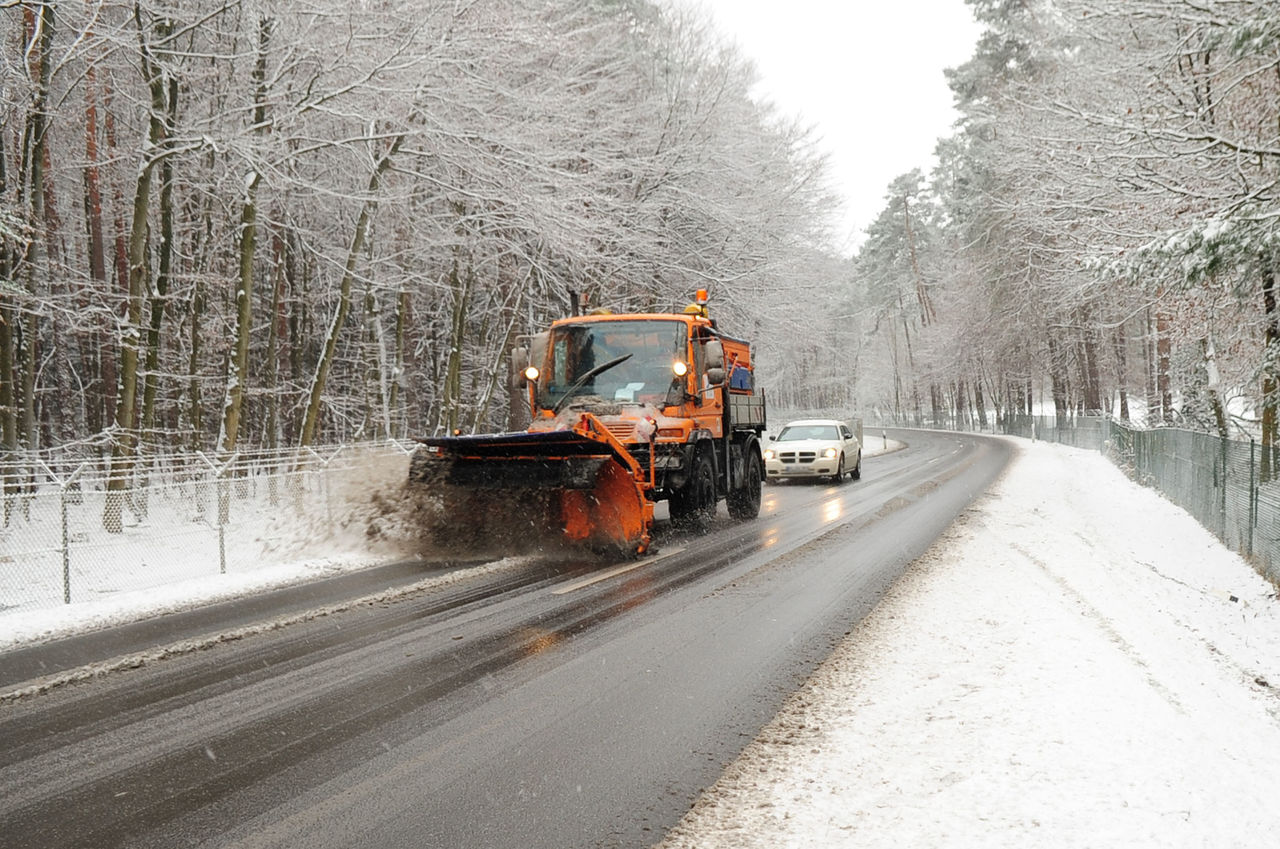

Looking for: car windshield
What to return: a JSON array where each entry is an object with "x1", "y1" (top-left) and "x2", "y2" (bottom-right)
[
  {"x1": 776, "y1": 424, "x2": 839, "y2": 441},
  {"x1": 542, "y1": 319, "x2": 687, "y2": 407}
]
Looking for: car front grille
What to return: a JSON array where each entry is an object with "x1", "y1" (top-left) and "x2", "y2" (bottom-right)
[{"x1": 778, "y1": 451, "x2": 816, "y2": 463}]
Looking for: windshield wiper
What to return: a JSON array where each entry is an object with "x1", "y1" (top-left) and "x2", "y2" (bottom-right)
[{"x1": 551, "y1": 353, "x2": 633, "y2": 414}]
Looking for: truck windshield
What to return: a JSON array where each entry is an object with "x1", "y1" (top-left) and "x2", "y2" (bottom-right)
[{"x1": 543, "y1": 319, "x2": 687, "y2": 408}]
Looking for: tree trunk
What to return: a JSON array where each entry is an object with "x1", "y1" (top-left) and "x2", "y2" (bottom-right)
[
  {"x1": 1078, "y1": 307, "x2": 1102, "y2": 413},
  {"x1": 140, "y1": 76, "x2": 178, "y2": 450},
  {"x1": 103, "y1": 7, "x2": 169, "y2": 533},
  {"x1": 474, "y1": 289, "x2": 525, "y2": 434},
  {"x1": 299, "y1": 135, "x2": 403, "y2": 447},
  {"x1": 1200, "y1": 337, "x2": 1228, "y2": 439},
  {"x1": 359, "y1": 271, "x2": 383, "y2": 439},
  {"x1": 263, "y1": 228, "x2": 288, "y2": 450},
  {"x1": 19, "y1": 3, "x2": 55, "y2": 454},
  {"x1": 0, "y1": 128, "x2": 17, "y2": 466},
  {"x1": 1047, "y1": 337, "x2": 1069, "y2": 420},
  {"x1": 218, "y1": 17, "x2": 273, "y2": 456},
  {"x1": 388, "y1": 286, "x2": 410, "y2": 438},
  {"x1": 973, "y1": 374, "x2": 988, "y2": 428},
  {"x1": 287, "y1": 228, "x2": 307, "y2": 442},
  {"x1": 1262, "y1": 259, "x2": 1279, "y2": 482},
  {"x1": 1143, "y1": 309, "x2": 1158, "y2": 425},
  {"x1": 183, "y1": 276, "x2": 205, "y2": 454},
  {"x1": 82, "y1": 32, "x2": 110, "y2": 436},
  {"x1": 104, "y1": 76, "x2": 126, "y2": 432},
  {"x1": 901, "y1": 193, "x2": 935, "y2": 326},
  {"x1": 1111, "y1": 324, "x2": 1129, "y2": 421},
  {"x1": 441, "y1": 259, "x2": 470, "y2": 434},
  {"x1": 1156, "y1": 311, "x2": 1173, "y2": 425}
]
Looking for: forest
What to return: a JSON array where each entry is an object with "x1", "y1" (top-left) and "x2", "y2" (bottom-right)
[
  {"x1": 1, "y1": 0, "x2": 844, "y2": 470},
  {"x1": 861, "y1": 0, "x2": 1280, "y2": 474},
  {"x1": 2, "y1": 0, "x2": 1278, "y2": 476}
]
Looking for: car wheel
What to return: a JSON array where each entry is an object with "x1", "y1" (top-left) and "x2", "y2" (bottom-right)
[
  {"x1": 831, "y1": 453, "x2": 845, "y2": 484},
  {"x1": 851, "y1": 450, "x2": 862, "y2": 480}
]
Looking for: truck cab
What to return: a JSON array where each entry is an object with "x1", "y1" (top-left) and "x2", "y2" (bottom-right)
[{"x1": 518, "y1": 298, "x2": 766, "y2": 530}]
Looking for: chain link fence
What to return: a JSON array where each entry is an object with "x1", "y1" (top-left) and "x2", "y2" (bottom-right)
[
  {"x1": 868, "y1": 411, "x2": 1280, "y2": 587},
  {"x1": 7, "y1": 416, "x2": 1277, "y2": 618},
  {"x1": 0, "y1": 441, "x2": 419, "y2": 616}
]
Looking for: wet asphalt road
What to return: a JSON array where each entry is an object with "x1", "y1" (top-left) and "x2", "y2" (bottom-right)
[{"x1": 0, "y1": 429, "x2": 1011, "y2": 849}]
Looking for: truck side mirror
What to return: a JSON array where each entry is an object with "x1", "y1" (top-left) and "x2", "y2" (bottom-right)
[
  {"x1": 704, "y1": 339, "x2": 724, "y2": 369},
  {"x1": 703, "y1": 339, "x2": 725, "y2": 385},
  {"x1": 527, "y1": 333, "x2": 548, "y2": 381},
  {"x1": 509, "y1": 346, "x2": 530, "y2": 390}
]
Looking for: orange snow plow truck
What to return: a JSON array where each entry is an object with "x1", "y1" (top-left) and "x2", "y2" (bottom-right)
[{"x1": 409, "y1": 290, "x2": 767, "y2": 556}]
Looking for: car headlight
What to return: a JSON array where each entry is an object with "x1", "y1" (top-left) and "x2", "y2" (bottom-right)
[
  {"x1": 763, "y1": 449, "x2": 775, "y2": 461},
  {"x1": 822, "y1": 447, "x2": 838, "y2": 459}
]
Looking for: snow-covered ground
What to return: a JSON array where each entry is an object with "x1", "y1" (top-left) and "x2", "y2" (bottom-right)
[
  {"x1": 4, "y1": 436, "x2": 1279, "y2": 846},
  {"x1": 0, "y1": 447, "x2": 445, "y2": 648},
  {"x1": 657, "y1": 438, "x2": 1280, "y2": 848}
]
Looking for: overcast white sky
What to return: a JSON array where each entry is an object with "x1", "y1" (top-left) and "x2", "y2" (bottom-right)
[{"x1": 693, "y1": 1, "x2": 984, "y2": 254}]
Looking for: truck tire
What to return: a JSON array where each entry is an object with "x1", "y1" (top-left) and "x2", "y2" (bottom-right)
[
  {"x1": 670, "y1": 451, "x2": 716, "y2": 533},
  {"x1": 727, "y1": 450, "x2": 762, "y2": 520}
]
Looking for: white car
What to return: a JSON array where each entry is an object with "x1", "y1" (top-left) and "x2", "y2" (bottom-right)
[{"x1": 763, "y1": 418, "x2": 861, "y2": 483}]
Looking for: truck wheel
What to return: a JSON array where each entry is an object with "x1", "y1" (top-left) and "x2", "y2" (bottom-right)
[
  {"x1": 727, "y1": 451, "x2": 762, "y2": 520},
  {"x1": 670, "y1": 452, "x2": 716, "y2": 533}
]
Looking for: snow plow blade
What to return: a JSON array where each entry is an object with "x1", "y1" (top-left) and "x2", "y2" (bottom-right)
[{"x1": 409, "y1": 414, "x2": 653, "y2": 556}]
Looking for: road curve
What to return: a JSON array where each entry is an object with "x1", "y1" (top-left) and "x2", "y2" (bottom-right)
[{"x1": 0, "y1": 429, "x2": 1011, "y2": 849}]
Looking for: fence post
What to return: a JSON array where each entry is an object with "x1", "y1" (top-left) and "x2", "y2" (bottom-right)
[
  {"x1": 304, "y1": 446, "x2": 343, "y2": 526},
  {"x1": 197, "y1": 452, "x2": 234, "y2": 574},
  {"x1": 1249, "y1": 438, "x2": 1257, "y2": 558},
  {"x1": 61, "y1": 482, "x2": 70, "y2": 604},
  {"x1": 217, "y1": 465, "x2": 231, "y2": 574},
  {"x1": 1219, "y1": 434, "x2": 1228, "y2": 538},
  {"x1": 35, "y1": 460, "x2": 85, "y2": 605}
]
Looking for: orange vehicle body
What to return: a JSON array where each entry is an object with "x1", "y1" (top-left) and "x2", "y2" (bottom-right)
[{"x1": 411, "y1": 295, "x2": 767, "y2": 556}]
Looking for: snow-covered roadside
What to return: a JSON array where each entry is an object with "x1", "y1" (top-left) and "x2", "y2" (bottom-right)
[
  {"x1": 657, "y1": 437, "x2": 1280, "y2": 848},
  {"x1": 0, "y1": 448, "x2": 419, "y2": 633}
]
